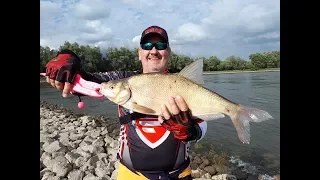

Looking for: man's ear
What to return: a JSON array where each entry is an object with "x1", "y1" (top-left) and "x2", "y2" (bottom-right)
[{"x1": 167, "y1": 47, "x2": 172, "y2": 59}]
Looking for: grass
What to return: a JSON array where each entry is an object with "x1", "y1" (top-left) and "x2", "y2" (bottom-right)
[{"x1": 203, "y1": 68, "x2": 280, "y2": 74}]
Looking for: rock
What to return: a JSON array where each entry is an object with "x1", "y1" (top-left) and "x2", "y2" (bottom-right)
[
  {"x1": 42, "y1": 153, "x2": 53, "y2": 169},
  {"x1": 59, "y1": 137, "x2": 72, "y2": 147},
  {"x1": 67, "y1": 169, "x2": 85, "y2": 180},
  {"x1": 86, "y1": 155, "x2": 100, "y2": 167},
  {"x1": 51, "y1": 156, "x2": 72, "y2": 176},
  {"x1": 69, "y1": 133, "x2": 85, "y2": 141},
  {"x1": 95, "y1": 161, "x2": 108, "y2": 177},
  {"x1": 202, "y1": 158, "x2": 210, "y2": 166},
  {"x1": 41, "y1": 171, "x2": 55, "y2": 180},
  {"x1": 90, "y1": 130, "x2": 101, "y2": 138},
  {"x1": 106, "y1": 161, "x2": 115, "y2": 175},
  {"x1": 213, "y1": 164, "x2": 229, "y2": 174},
  {"x1": 40, "y1": 168, "x2": 51, "y2": 179},
  {"x1": 100, "y1": 128, "x2": 109, "y2": 136},
  {"x1": 73, "y1": 121, "x2": 81, "y2": 127},
  {"x1": 79, "y1": 140, "x2": 92, "y2": 152},
  {"x1": 106, "y1": 148, "x2": 118, "y2": 162},
  {"x1": 201, "y1": 172, "x2": 211, "y2": 179},
  {"x1": 192, "y1": 169, "x2": 201, "y2": 178},
  {"x1": 77, "y1": 127, "x2": 87, "y2": 132},
  {"x1": 76, "y1": 147, "x2": 92, "y2": 159},
  {"x1": 48, "y1": 130, "x2": 59, "y2": 138},
  {"x1": 96, "y1": 153, "x2": 108, "y2": 161},
  {"x1": 59, "y1": 132, "x2": 69, "y2": 139},
  {"x1": 74, "y1": 157, "x2": 86, "y2": 167},
  {"x1": 65, "y1": 152, "x2": 81, "y2": 164},
  {"x1": 72, "y1": 140, "x2": 83, "y2": 148},
  {"x1": 104, "y1": 136, "x2": 113, "y2": 145},
  {"x1": 92, "y1": 137, "x2": 105, "y2": 147},
  {"x1": 40, "y1": 133, "x2": 54, "y2": 143},
  {"x1": 83, "y1": 173, "x2": 100, "y2": 180},
  {"x1": 211, "y1": 174, "x2": 237, "y2": 180},
  {"x1": 193, "y1": 155, "x2": 203, "y2": 164},
  {"x1": 52, "y1": 152, "x2": 66, "y2": 158},
  {"x1": 111, "y1": 169, "x2": 118, "y2": 180},
  {"x1": 43, "y1": 140, "x2": 64, "y2": 153},
  {"x1": 190, "y1": 162, "x2": 199, "y2": 170},
  {"x1": 80, "y1": 116, "x2": 91, "y2": 125},
  {"x1": 87, "y1": 145, "x2": 105, "y2": 154},
  {"x1": 83, "y1": 136, "x2": 96, "y2": 144},
  {"x1": 204, "y1": 166, "x2": 216, "y2": 175}
]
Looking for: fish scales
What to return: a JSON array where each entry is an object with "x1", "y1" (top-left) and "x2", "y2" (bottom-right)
[{"x1": 127, "y1": 73, "x2": 237, "y2": 117}]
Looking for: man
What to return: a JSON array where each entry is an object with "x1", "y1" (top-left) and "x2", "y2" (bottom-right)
[{"x1": 45, "y1": 25, "x2": 208, "y2": 180}]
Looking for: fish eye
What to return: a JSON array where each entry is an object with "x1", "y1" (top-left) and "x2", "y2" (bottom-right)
[{"x1": 110, "y1": 86, "x2": 114, "y2": 90}]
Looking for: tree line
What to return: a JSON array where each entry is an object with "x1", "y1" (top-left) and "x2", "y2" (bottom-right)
[{"x1": 40, "y1": 41, "x2": 280, "y2": 73}]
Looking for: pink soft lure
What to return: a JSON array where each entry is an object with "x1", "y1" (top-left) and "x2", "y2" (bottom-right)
[{"x1": 40, "y1": 73, "x2": 104, "y2": 108}]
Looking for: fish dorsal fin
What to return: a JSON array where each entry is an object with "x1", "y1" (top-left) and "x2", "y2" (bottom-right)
[{"x1": 178, "y1": 59, "x2": 205, "y2": 85}]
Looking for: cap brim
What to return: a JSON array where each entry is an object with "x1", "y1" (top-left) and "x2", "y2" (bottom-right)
[{"x1": 140, "y1": 32, "x2": 168, "y2": 43}]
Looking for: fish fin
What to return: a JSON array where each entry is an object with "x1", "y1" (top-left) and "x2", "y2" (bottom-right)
[
  {"x1": 195, "y1": 113, "x2": 225, "y2": 121},
  {"x1": 231, "y1": 105, "x2": 274, "y2": 144},
  {"x1": 178, "y1": 59, "x2": 205, "y2": 85},
  {"x1": 128, "y1": 102, "x2": 156, "y2": 114}
]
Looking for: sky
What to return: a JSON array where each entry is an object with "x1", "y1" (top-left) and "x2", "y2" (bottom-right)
[{"x1": 40, "y1": 0, "x2": 280, "y2": 60}]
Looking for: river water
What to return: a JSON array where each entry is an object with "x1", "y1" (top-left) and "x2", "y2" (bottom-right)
[{"x1": 40, "y1": 71, "x2": 280, "y2": 176}]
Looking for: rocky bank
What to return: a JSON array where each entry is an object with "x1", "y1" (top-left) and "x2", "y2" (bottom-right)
[{"x1": 40, "y1": 101, "x2": 278, "y2": 180}]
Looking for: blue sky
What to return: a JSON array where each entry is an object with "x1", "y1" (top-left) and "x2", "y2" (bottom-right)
[{"x1": 40, "y1": 0, "x2": 280, "y2": 60}]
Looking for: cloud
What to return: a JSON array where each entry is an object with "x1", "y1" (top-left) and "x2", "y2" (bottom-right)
[{"x1": 40, "y1": 0, "x2": 280, "y2": 60}]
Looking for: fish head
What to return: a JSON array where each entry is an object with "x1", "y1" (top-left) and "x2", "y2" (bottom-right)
[{"x1": 100, "y1": 80, "x2": 131, "y2": 105}]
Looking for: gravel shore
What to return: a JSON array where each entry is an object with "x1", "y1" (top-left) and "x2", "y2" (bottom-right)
[{"x1": 40, "y1": 100, "x2": 278, "y2": 180}]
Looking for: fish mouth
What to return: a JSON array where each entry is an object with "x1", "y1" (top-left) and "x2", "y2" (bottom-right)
[{"x1": 99, "y1": 89, "x2": 115, "y2": 99}]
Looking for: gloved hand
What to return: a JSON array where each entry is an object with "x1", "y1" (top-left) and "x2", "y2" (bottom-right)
[
  {"x1": 45, "y1": 49, "x2": 81, "y2": 84},
  {"x1": 158, "y1": 96, "x2": 202, "y2": 141},
  {"x1": 161, "y1": 111, "x2": 202, "y2": 141},
  {"x1": 45, "y1": 49, "x2": 103, "y2": 97}
]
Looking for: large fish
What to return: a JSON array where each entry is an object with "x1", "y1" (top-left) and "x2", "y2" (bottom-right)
[{"x1": 99, "y1": 59, "x2": 273, "y2": 144}]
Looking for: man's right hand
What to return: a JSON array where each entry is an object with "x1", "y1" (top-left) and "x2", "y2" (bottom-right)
[{"x1": 45, "y1": 49, "x2": 82, "y2": 97}]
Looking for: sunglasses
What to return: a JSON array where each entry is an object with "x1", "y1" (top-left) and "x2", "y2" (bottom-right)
[{"x1": 140, "y1": 42, "x2": 168, "y2": 50}]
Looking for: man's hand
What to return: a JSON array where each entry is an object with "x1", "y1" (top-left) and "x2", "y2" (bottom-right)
[
  {"x1": 158, "y1": 96, "x2": 202, "y2": 141},
  {"x1": 45, "y1": 49, "x2": 81, "y2": 97}
]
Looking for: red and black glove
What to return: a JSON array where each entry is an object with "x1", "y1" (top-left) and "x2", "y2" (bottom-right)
[
  {"x1": 161, "y1": 110, "x2": 202, "y2": 141},
  {"x1": 46, "y1": 49, "x2": 82, "y2": 83},
  {"x1": 45, "y1": 49, "x2": 105, "y2": 84}
]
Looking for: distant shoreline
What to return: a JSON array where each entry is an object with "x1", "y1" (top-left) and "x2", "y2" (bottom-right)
[{"x1": 203, "y1": 68, "x2": 280, "y2": 75}]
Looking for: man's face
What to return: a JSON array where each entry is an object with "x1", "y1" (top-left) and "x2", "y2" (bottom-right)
[{"x1": 138, "y1": 34, "x2": 171, "y2": 73}]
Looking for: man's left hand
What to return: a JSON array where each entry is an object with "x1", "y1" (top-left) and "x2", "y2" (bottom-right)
[{"x1": 158, "y1": 96, "x2": 201, "y2": 141}]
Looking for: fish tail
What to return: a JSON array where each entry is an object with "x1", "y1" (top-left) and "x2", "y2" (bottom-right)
[{"x1": 231, "y1": 104, "x2": 273, "y2": 144}]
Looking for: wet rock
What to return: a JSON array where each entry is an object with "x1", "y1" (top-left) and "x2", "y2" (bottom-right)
[
  {"x1": 203, "y1": 166, "x2": 216, "y2": 175},
  {"x1": 211, "y1": 174, "x2": 237, "y2": 180}
]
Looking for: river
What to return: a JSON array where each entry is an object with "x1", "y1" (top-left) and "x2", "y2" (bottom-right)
[{"x1": 40, "y1": 71, "x2": 280, "y2": 177}]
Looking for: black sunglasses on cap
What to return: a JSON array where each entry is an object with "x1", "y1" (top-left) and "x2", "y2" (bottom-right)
[{"x1": 140, "y1": 42, "x2": 168, "y2": 50}]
